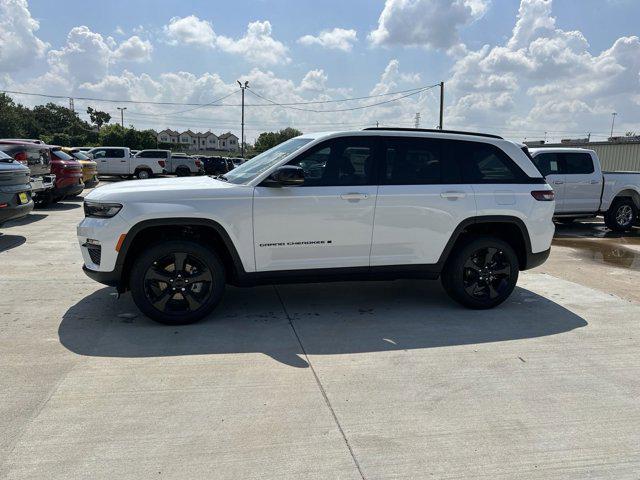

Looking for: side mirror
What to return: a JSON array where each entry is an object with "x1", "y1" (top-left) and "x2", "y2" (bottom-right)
[{"x1": 263, "y1": 165, "x2": 305, "y2": 187}]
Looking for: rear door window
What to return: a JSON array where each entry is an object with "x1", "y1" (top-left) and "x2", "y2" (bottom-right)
[
  {"x1": 449, "y1": 141, "x2": 528, "y2": 183},
  {"x1": 532, "y1": 153, "x2": 562, "y2": 176},
  {"x1": 382, "y1": 137, "x2": 443, "y2": 185},
  {"x1": 562, "y1": 152, "x2": 594, "y2": 174}
]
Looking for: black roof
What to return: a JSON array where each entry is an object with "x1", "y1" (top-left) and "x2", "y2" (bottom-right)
[{"x1": 362, "y1": 127, "x2": 503, "y2": 140}]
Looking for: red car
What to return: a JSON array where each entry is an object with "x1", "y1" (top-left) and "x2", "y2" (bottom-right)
[{"x1": 48, "y1": 146, "x2": 84, "y2": 200}]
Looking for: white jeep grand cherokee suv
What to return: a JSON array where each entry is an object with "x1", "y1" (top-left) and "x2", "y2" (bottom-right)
[{"x1": 78, "y1": 129, "x2": 555, "y2": 324}]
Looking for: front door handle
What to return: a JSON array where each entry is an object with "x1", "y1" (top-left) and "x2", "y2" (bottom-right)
[
  {"x1": 340, "y1": 193, "x2": 368, "y2": 201},
  {"x1": 553, "y1": 180, "x2": 564, "y2": 185},
  {"x1": 440, "y1": 191, "x2": 466, "y2": 199},
  {"x1": 589, "y1": 179, "x2": 599, "y2": 184}
]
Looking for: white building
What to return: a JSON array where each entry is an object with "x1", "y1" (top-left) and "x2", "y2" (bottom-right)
[
  {"x1": 156, "y1": 130, "x2": 226, "y2": 151},
  {"x1": 218, "y1": 132, "x2": 239, "y2": 152}
]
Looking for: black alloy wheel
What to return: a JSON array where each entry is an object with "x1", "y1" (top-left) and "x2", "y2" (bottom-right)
[
  {"x1": 130, "y1": 240, "x2": 225, "y2": 324},
  {"x1": 442, "y1": 236, "x2": 519, "y2": 309}
]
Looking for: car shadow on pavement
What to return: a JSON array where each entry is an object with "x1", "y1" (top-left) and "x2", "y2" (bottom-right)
[
  {"x1": 554, "y1": 220, "x2": 640, "y2": 239},
  {"x1": 44, "y1": 202, "x2": 81, "y2": 211},
  {"x1": 0, "y1": 234, "x2": 26, "y2": 253},
  {"x1": 2, "y1": 213, "x2": 47, "y2": 227},
  {"x1": 59, "y1": 280, "x2": 588, "y2": 368}
]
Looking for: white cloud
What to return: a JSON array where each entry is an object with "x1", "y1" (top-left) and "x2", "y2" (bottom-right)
[
  {"x1": 163, "y1": 15, "x2": 215, "y2": 48},
  {"x1": 216, "y1": 20, "x2": 290, "y2": 65},
  {"x1": 298, "y1": 28, "x2": 357, "y2": 52},
  {"x1": 299, "y1": 69, "x2": 328, "y2": 92},
  {"x1": 0, "y1": 0, "x2": 49, "y2": 72},
  {"x1": 370, "y1": 59, "x2": 422, "y2": 95},
  {"x1": 445, "y1": 0, "x2": 640, "y2": 139},
  {"x1": 163, "y1": 16, "x2": 289, "y2": 65},
  {"x1": 113, "y1": 35, "x2": 153, "y2": 63},
  {"x1": 369, "y1": 0, "x2": 489, "y2": 51}
]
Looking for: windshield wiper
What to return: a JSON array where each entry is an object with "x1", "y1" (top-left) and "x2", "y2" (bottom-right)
[{"x1": 215, "y1": 174, "x2": 228, "y2": 182}]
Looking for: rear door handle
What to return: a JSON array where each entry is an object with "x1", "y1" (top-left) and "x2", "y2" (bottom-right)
[
  {"x1": 589, "y1": 180, "x2": 599, "y2": 184},
  {"x1": 553, "y1": 180, "x2": 564, "y2": 185},
  {"x1": 340, "y1": 193, "x2": 368, "y2": 200},
  {"x1": 440, "y1": 191, "x2": 466, "y2": 199}
]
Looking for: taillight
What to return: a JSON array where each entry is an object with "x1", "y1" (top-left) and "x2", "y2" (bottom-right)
[
  {"x1": 195, "y1": 160, "x2": 201, "y2": 167},
  {"x1": 531, "y1": 190, "x2": 555, "y2": 201},
  {"x1": 14, "y1": 151, "x2": 27, "y2": 165},
  {"x1": 158, "y1": 160, "x2": 166, "y2": 167}
]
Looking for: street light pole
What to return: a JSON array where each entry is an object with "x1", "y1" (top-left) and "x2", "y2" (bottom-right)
[
  {"x1": 237, "y1": 80, "x2": 249, "y2": 157},
  {"x1": 117, "y1": 107, "x2": 127, "y2": 128}
]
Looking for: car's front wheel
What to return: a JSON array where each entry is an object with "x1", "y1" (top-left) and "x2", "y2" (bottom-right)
[
  {"x1": 441, "y1": 236, "x2": 519, "y2": 309},
  {"x1": 129, "y1": 240, "x2": 225, "y2": 324}
]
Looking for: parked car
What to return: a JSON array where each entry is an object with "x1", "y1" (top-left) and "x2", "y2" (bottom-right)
[
  {"x1": 201, "y1": 156, "x2": 230, "y2": 176},
  {"x1": 78, "y1": 128, "x2": 555, "y2": 324},
  {"x1": 86, "y1": 147, "x2": 163, "y2": 179},
  {"x1": 529, "y1": 147, "x2": 640, "y2": 231},
  {"x1": 69, "y1": 147, "x2": 94, "y2": 159},
  {"x1": 48, "y1": 147, "x2": 84, "y2": 200},
  {"x1": 62, "y1": 148, "x2": 98, "y2": 188},
  {"x1": 0, "y1": 141, "x2": 56, "y2": 206},
  {"x1": 135, "y1": 150, "x2": 202, "y2": 176},
  {"x1": 0, "y1": 151, "x2": 33, "y2": 225}
]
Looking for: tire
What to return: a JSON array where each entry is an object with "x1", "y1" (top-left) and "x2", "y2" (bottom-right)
[
  {"x1": 129, "y1": 240, "x2": 226, "y2": 325},
  {"x1": 604, "y1": 198, "x2": 637, "y2": 232},
  {"x1": 33, "y1": 191, "x2": 53, "y2": 209},
  {"x1": 441, "y1": 236, "x2": 519, "y2": 309},
  {"x1": 135, "y1": 169, "x2": 152, "y2": 180},
  {"x1": 175, "y1": 167, "x2": 189, "y2": 177}
]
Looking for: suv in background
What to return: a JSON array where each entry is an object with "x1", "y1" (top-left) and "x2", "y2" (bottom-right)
[
  {"x1": 0, "y1": 151, "x2": 33, "y2": 225},
  {"x1": 0, "y1": 141, "x2": 55, "y2": 207},
  {"x1": 78, "y1": 128, "x2": 555, "y2": 324}
]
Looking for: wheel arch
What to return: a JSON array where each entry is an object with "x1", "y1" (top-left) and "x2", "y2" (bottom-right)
[
  {"x1": 612, "y1": 188, "x2": 640, "y2": 209},
  {"x1": 116, "y1": 218, "x2": 245, "y2": 292},
  {"x1": 438, "y1": 216, "x2": 533, "y2": 270}
]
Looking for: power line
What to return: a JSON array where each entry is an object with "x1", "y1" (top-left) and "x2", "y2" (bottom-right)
[{"x1": 246, "y1": 84, "x2": 438, "y2": 113}]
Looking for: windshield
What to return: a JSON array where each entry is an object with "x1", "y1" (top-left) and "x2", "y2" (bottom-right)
[
  {"x1": 52, "y1": 149, "x2": 74, "y2": 161},
  {"x1": 71, "y1": 151, "x2": 90, "y2": 160},
  {"x1": 224, "y1": 137, "x2": 314, "y2": 185}
]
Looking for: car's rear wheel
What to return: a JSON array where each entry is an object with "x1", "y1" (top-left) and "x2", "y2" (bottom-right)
[
  {"x1": 441, "y1": 236, "x2": 519, "y2": 309},
  {"x1": 130, "y1": 240, "x2": 225, "y2": 325},
  {"x1": 176, "y1": 167, "x2": 189, "y2": 177},
  {"x1": 135, "y1": 169, "x2": 152, "y2": 180},
  {"x1": 604, "y1": 198, "x2": 637, "y2": 232}
]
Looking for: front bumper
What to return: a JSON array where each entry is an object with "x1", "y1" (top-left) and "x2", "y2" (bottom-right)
[
  {"x1": 82, "y1": 265, "x2": 120, "y2": 287},
  {"x1": 54, "y1": 180, "x2": 84, "y2": 199}
]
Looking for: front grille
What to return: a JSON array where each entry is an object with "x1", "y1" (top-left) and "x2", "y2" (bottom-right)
[{"x1": 85, "y1": 244, "x2": 101, "y2": 265}]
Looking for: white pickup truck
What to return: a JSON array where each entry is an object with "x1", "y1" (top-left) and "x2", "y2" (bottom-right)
[
  {"x1": 87, "y1": 147, "x2": 164, "y2": 179},
  {"x1": 135, "y1": 150, "x2": 202, "y2": 176},
  {"x1": 529, "y1": 147, "x2": 640, "y2": 231}
]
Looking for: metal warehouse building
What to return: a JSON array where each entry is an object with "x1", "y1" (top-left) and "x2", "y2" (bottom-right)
[{"x1": 534, "y1": 139, "x2": 640, "y2": 172}]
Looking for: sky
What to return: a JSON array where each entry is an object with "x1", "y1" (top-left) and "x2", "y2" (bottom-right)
[{"x1": 0, "y1": 0, "x2": 639, "y2": 143}]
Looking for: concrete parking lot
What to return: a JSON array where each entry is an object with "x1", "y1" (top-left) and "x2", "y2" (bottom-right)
[{"x1": 1, "y1": 188, "x2": 639, "y2": 479}]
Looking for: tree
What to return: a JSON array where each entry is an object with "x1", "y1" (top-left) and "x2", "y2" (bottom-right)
[
  {"x1": 0, "y1": 93, "x2": 23, "y2": 137},
  {"x1": 253, "y1": 127, "x2": 303, "y2": 154},
  {"x1": 87, "y1": 107, "x2": 111, "y2": 128}
]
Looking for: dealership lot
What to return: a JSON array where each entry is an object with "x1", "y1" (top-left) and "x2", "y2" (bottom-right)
[{"x1": 1, "y1": 190, "x2": 640, "y2": 479}]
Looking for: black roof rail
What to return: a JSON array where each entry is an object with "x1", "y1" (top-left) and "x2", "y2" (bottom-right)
[{"x1": 362, "y1": 127, "x2": 503, "y2": 140}]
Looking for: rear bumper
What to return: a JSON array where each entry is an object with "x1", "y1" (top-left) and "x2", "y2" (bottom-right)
[
  {"x1": 523, "y1": 247, "x2": 550, "y2": 270},
  {"x1": 0, "y1": 199, "x2": 34, "y2": 225}
]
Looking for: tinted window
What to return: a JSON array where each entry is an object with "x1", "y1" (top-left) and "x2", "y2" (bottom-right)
[
  {"x1": 451, "y1": 141, "x2": 526, "y2": 183},
  {"x1": 107, "y1": 149, "x2": 125, "y2": 158},
  {"x1": 563, "y1": 152, "x2": 594, "y2": 174},
  {"x1": 532, "y1": 153, "x2": 562, "y2": 176},
  {"x1": 92, "y1": 149, "x2": 106, "y2": 159},
  {"x1": 288, "y1": 137, "x2": 376, "y2": 186},
  {"x1": 51, "y1": 149, "x2": 74, "y2": 160},
  {"x1": 382, "y1": 137, "x2": 443, "y2": 185}
]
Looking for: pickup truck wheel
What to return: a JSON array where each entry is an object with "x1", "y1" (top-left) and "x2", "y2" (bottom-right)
[
  {"x1": 175, "y1": 167, "x2": 189, "y2": 177},
  {"x1": 135, "y1": 169, "x2": 152, "y2": 180},
  {"x1": 441, "y1": 236, "x2": 519, "y2": 309},
  {"x1": 604, "y1": 199, "x2": 637, "y2": 232},
  {"x1": 129, "y1": 240, "x2": 225, "y2": 325}
]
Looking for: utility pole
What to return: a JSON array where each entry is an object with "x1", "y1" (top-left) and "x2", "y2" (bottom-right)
[
  {"x1": 376, "y1": 121, "x2": 379, "y2": 128},
  {"x1": 414, "y1": 112, "x2": 421, "y2": 129},
  {"x1": 237, "y1": 80, "x2": 249, "y2": 157},
  {"x1": 69, "y1": 97, "x2": 75, "y2": 113},
  {"x1": 438, "y1": 81, "x2": 444, "y2": 130},
  {"x1": 117, "y1": 107, "x2": 127, "y2": 128},
  {"x1": 610, "y1": 112, "x2": 617, "y2": 139}
]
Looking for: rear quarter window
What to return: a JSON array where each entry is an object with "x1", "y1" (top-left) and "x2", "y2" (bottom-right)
[
  {"x1": 448, "y1": 140, "x2": 528, "y2": 183},
  {"x1": 563, "y1": 152, "x2": 594, "y2": 174}
]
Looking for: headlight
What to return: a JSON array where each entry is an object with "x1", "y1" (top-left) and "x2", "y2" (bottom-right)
[{"x1": 84, "y1": 201, "x2": 122, "y2": 218}]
